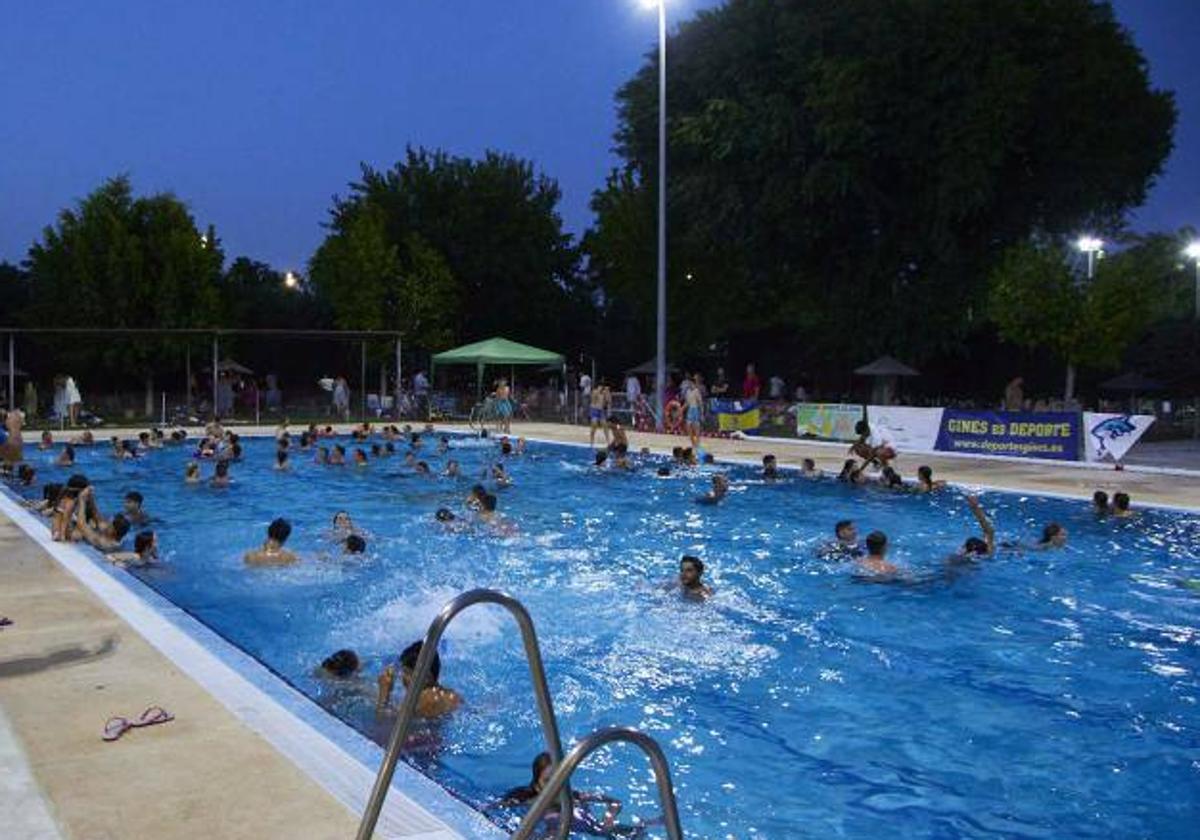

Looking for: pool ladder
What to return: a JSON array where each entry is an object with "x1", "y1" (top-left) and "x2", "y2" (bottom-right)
[{"x1": 355, "y1": 588, "x2": 684, "y2": 840}]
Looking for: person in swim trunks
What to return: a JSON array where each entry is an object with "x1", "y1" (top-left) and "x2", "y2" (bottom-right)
[
  {"x1": 495, "y1": 379, "x2": 513, "y2": 434},
  {"x1": 589, "y1": 381, "x2": 611, "y2": 449},
  {"x1": 684, "y1": 375, "x2": 703, "y2": 450}
]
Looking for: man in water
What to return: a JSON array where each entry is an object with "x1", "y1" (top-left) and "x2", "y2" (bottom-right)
[
  {"x1": 588, "y1": 381, "x2": 611, "y2": 449},
  {"x1": 695, "y1": 474, "x2": 729, "y2": 505},
  {"x1": 676, "y1": 555, "x2": 714, "y2": 600},
  {"x1": 762, "y1": 454, "x2": 779, "y2": 480},
  {"x1": 1092, "y1": 490, "x2": 1110, "y2": 516},
  {"x1": 376, "y1": 641, "x2": 462, "y2": 718},
  {"x1": 820, "y1": 520, "x2": 862, "y2": 559},
  {"x1": 245, "y1": 517, "x2": 299, "y2": 566},
  {"x1": 854, "y1": 531, "x2": 900, "y2": 580},
  {"x1": 801, "y1": 458, "x2": 821, "y2": 479},
  {"x1": 108, "y1": 530, "x2": 158, "y2": 568},
  {"x1": 491, "y1": 752, "x2": 636, "y2": 837},
  {"x1": 950, "y1": 496, "x2": 996, "y2": 561},
  {"x1": 1112, "y1": 492, "x2": 1134, "y2": 519},
  {"x1": 123, "y1": 491, "x2": 151, "y2": 525}
]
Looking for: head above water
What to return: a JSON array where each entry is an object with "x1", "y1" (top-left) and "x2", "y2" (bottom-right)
[
  {"x1": 865, "y1": 531, "x2": 888, "y2": 557},
  {"x1": 1040, "y1": 522, "x2": 1067, "y2": 547},
  {"x1": 111, "y1": 514, "x2": 131, "y2": 541},
  {"x1": 1113, "y1": 492, "x2": 1130, "y2": 512},
  {"x1": 134, "y1": 530, "x2": 156, "y2": 555},
  {"x1": 1093, "y1": 490, "x2": 1109, "y2": 510},
  {"x1": 344, "y1": 534, "x2": 366, "y2": 554},
  {"x1": 321, "y1": 649, "x2": 360, "y2": 678},
  {"x1": 918, "y1": 466, "x2": 933, "y2": 483},
  {"x1": 963, "y1": 536, "x2": 989, "y2": 556},
  {"x1": 594, "y1": 450, "x2": 608, "y2": 467},
  {"x1": 399, "y1": 640, "x2": 441, "y2": 685},
  {"x1": 481, "y1": 493, "x2": 498, "y2": 513},
  {"x1": 530, "y1": 752, "x2": 554, "y2": 789},
  {"x1": 267, "y1": 517, "x2": 292, "y2": 545},
  {"x1": 835, "y1": 520, "x2": 856, "y2": 543},
  {"x1": 855, "y1": 419, "x2": 870, "y2": 437},
  {"x1": 435, "y1": 507, "x2": 456, "y2": 522}
]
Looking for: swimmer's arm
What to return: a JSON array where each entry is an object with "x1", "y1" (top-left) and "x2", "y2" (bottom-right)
[
  {"x1": 967, "y1": 495, "x2": 995, "y2": 555},
  {"x1": 375, "y1": 665, "x2": 396, "y2": 713}
]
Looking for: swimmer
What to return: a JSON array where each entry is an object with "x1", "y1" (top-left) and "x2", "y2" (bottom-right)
[
  {"x1": 762, "y1": 454, "x2": 779, "y2": 481},
  {"x1": 491, "y1": 462, "x2": 511, "y2": 486},
  {"x1": 137, "y1": 431, "x2": 153, "y2": 450},
  {"x1": 607, "y1": 419, "x2": 629, "y2": 453},
  {"x1": 612, "y1": 445, "x2": 633, "y2": 471},
  {"x1": 354, "y1": 448, "x2": 369, "y2": 467},
  {"x1": 696, "y1": 474, "x2": 729, "y2": 505},
  {"x1": 210, "y1": 460, "x2": 231, "y2": 487},
  {"x1": 122, "y1": 491, "x2": 150, "y2": 525},
  {"x1": 951, "y1": 495, "x2": 995, "y2": 561},
  {"x1": 415, "y1": 460, "x2": 432, "y2": 476},
  {"x1": 244, "y1": 517, "x2": 299, "y2": 566},
  {"x1": 916, "y1": 466, "x2": 945, "y2": 493},
  {"x1": 820, "y1": 520, "x2": 862, "y2": 560},
  {"x1": 676, "y1": 555, "x2": 714, "y2": 600},
  {"x1": 837, "y1": 459, "x2": 868, "y2": 485},
  {"x1": 492, "y1": 752, "x2": 634, "y2": 837},
  {"x1": 445, "y1": 459, "x2": 461, "y2": 478},
  {"x1": 319, "y1": 649, "x2": 360, "y2": 679},
  {"x1": 331, "y1": 511, "x2": 355, "y2": 535},
  {"x1": 25, "y1": 483, "x2": 63, "y2": 516},
  {"x1": 371, "y1": 443, "x2": 382, "y2": 458},
  {"x1": 344, "y1": 534, "x2": 367, "y2": 554},
  {"x1": 435, "y1": 507, "x2": 457, "y2": 523},
  {"x1": 501, "y1": 440, "x2": 513, "y2": 456},
  {"x1": 71, "y1": 429, "x2": 96, "y2": 446},
  {"x1": 376, "y1": 641, "x2": 462, "y2": 719},
  {"x1": 15, "y1": 464, "x2": 36, "y2": 486},
  {"x1": 1092, "y1": 490, "x2": 1110, "y2": 516},
  {"x1": 55, "y1": 443, "x2": 76, "y2": 467},
  {"x1": 329, "y1": 444, "x2": 346, "y2": 466},
  {"x1": 466, "y1": 484, "x2": 487, "y2": 510},
  {"x1": 879, "y1": 466, "x2": 904, "y2": 490},
  {"x1": 436, "y1": 436, "x2": 450, "y2": 455},
  {"x1": 404, "y1": 451, "x2": 417, "y2": 468},
  {"x1": 1035, "y1": 523, "x2": 1068, "y2": 550},
  {"x1": 275, "y1": 450, "x2": 290, "y2": 471},
  {"x1": 108, "y1": 529, "x2": 158, "y2": 567},
  {"x1": 71, "y1": 487, "x2": 131, "y2": 552},
  {"x1": 1112, "y1": 492, "x2": 1134, "y2": 519},
  {"x1": 516, "y1": 437, "x2": 527, "y2": 455},
  {"x1": 38, "y1": 430, "x2": 54, "y2": 450},
  {"x1": 854, "y1": 531, "x2": 900, "y2": 580},
  {"x1": 656, "y1": 465, "x2": 671, "y2": 477},
  {"x1": 184, "y1": 462, "x2": 201, "y2": 484},
  {"x1": 801, "y1": 458, "x2": 821, "y2": 479},
  {"x1": 315, "y1": 446, "x2": 329, "y2": 465}
]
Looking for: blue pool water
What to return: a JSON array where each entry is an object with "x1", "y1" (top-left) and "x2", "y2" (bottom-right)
[{"x1": 12, "y1": 434, "x2": 1200, "y2": 838}]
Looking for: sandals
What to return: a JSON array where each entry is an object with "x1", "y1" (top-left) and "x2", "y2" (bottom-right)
[{"x1": 102, "y1": 705, "x2": 175, "y2": 742}]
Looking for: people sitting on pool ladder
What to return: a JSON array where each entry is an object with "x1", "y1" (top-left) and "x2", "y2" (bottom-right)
[
  {"x1": 244, "y1": 517, "x2": 299, "y2": 566},
  {"x1": 489, "y1": 751, "x2": 650, "y2": 838},
  {"x1": 375, "y1": 641, "x2": 461, "y2": 719}
]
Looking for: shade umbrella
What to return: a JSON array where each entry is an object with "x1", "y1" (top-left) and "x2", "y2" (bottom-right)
[
  {"x1": 431, "y1": 337, "x2": 565, "y2": 399},
  {"x1": 205, "y1": 358, "x2": 255, "y2": 376},
  {"x1": 854, "y1": 356, "x2": 919, "y2": 405}
]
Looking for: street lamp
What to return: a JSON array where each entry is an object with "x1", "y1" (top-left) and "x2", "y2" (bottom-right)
[
  {"x1": 640, "y1": 0, "x2": 669, "y2": 431},
  {"x1": 1185, "y1": 241, "x2": 1200, "y2": 320},
  {"x1": 1076, "y1": 235, "x2": 1104, "y2": 280},
  {"x1": 283, "y1": 271, "x2": 299, "y2": 289}
]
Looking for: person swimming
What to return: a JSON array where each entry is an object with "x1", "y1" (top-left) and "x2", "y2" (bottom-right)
[
  {"x1": 695, "y1": 474, "x2": 729, "y2": 505},
  {"x1": 1092, "y1": 490, "x2": 1110, "y2": 515},
  {"x1": 275, "y1": 450, "x2": 290, "y2": 471},
  {"x1": 675, "y1": 555, "x2": 714, "y2": 600},
  {"x1": 329, "y1": 445, "x2": 347, "y2": 466},
  {"x1": 491, "y1": 752, "x2": 639, "y2": 837},
  {"x1": 210, "y1": 460, "x2": 231, "y2": 487},
  {"x1": 801, "y1": 458, "x2": 820, "y2": 479},
  {"x1": 244, "y1": 517, "x2": 299, "y2": 566},
  {"x1": 344, "y1": 534, "x2": 367, "y2": 554},
  {"x1": 879, "y1": 466, "x2": 904, "y2": 490},
  {"x1": 184, "y1": 462, "x2": 201, "y2": 484},
  {"x1": 122, "y1": 491, "x2": 150, "y2": 525},
  {"x1": 375, "y1": 641, "x2": 462, "y2": 718},
  {"x1": 948, "y1": 495, "x2": 996, "y2": 563},
  {"x1": 445, "y1": 459, "x2": 461, "y2": 477},
  {"x1": 1112, "y1": 492, "x2": 1134, "y2": 519},
  {"x1": 837, "y1": 459, "x2": 867, "y2": 485},
  {"x1": 55, "y1": 443, "x2": 75, "y2": 467},
  {"x1": 107, "y1": 529, "x2": 158, "y2": 568},
  {"x1": 854, "y1": 531, "x2": 900, "y2": 580},
  {"x1": 820, "y1": 520, "x2": 863, "y2": 559},
  {"x1": 762, "y1": 454, "x2": 779, "y2": 480},
  {"x1": 1035, "y1": 522, "x2": 1068, "y2": 550},
  {"x1": 916, "y1": 466, "x2": 945, "y2": 493}
]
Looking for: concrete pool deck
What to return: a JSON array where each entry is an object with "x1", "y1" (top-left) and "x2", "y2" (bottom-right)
[{"x1": 3, "y1": 420, "x2": 1198, "y2": 839}]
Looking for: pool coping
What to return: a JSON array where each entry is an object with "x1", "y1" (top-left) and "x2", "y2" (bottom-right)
[{"x1": 0, "y1": 488, "x2": 506, "y2": 840}]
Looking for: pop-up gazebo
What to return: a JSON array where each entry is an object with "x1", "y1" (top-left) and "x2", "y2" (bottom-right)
[{"x1": 431, "y1": 337, "x2": 565, "y2": 399}]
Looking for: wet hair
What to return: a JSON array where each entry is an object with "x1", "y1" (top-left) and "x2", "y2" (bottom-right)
[
  {"x1": 470, "y1": 483, "x2": 486, "y2": 499},
  {"x1": 267, "y1": 517, "x2": 292, "y2": 544},
  {"x1": 1113, "y1": 492, "x2": 1130, "y2": 511},
  {"x1": 656, "y1": 466, "x2": 671, "y2": 477},
  {"x1": 854, "y1": 419, "x2": 870, "y2": 436},
  {"x1": 66, "y1": 474, "x2": 90, "y2": 491},
  {"x1": 501, "y1": 441, "x2": 513, "y2": 455},
  {"x1": 43, "y1": 483, "x2": 64, "y2": 502},
  {"x1": 63, "y1": 444, "x2": 76, "y2": 458},
  {"x1": 1039, "y1": 523, "x2": 1064, "y2": 544},
  {"x1": 480, "y1": 429, "x2": 489, "y2": 439},
  {"x1": 344, "y1": 534, "x2": 366, "y2": 554},
  {"x1": 399, "y1": 640, "x2": 440, "y2": 684},
  {"x1": 215, "y1": 460, "x2": 229, "y2": 477},
  {"x1": 333, "y1": 511, "x2": 350, "y2": 525},
  {"x1": 125, "y1": 491, "x2": 143, "y2": 505},
  {"x1": 334, "y1": 444, "x2": 346, "y2": 456},
  {"x1": 802, "y1": 458, "x2": 816, "y2": 471},
  {"x1": 528, "y1": 752, "x2": 553, "y2": 788},
  {"x1": 838, "y1": 459, "x2": 858, "y2": 480},
  {"x1": 371, "y1": 444, "x2": 382, "y2": 456},
  {"x1": 481, "y1": 493, "x2": 498, "y2": 513},
  {"x1": 963, "y1": 536, "x2": 989, "y2": 556},
  {"x1": 139, "y1": 431, "x2": 150, "y2": 441},
  {"x1": 111, "y1": 514, "x2": 131, "y2": 541},
  {"x1": 835, "y1": 520, "x2": 854, "y2": 538},
  {"x1": 416, "y1": 461, "x2": 430, "y2": 473},
  {"x1": 594, "y1": 450, "x2": 608, "y2": 466},
  {"x1": 762, "y1": 454, "x2": 776, "y2": 465},
  {"x1": 671, "y1": 447, "x2": 683, "y2": 459},
  {"x1": 918, "y1": 466, "x2": 933, "y2": 483},
  {"x1": 134, "y1": 530, "x2": 155, "y2": 554},
  {"x1": 680, "y1": 555, "x2": 704, "y2": 575},
  {"x1": 385, "y1": 442, "x2": 396, "y2": 453},
  {"x1": 435, "y1": 508, "x2": 456, "y2": 522},
  {"x1": 1093, "y1": 490, "x2": 1109, "y2": 508},
  {"x1": 865, "y1": 531, "x2": 888, "y2": 555},
  {"x1": 185, "y1": 462, "x2": 200, "y2": 476},
  {"x1": 322, "y1": 649, "x2": 360, "y2": 678}
]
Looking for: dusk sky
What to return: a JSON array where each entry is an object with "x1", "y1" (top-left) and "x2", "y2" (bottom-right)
[{"x1": 1, "y1": 0, "x2": 1196, "y2": 272}]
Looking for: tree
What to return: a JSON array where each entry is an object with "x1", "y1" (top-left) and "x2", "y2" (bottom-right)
[
  {"x1": 313, "y1": 148, "x2": 585, "y2": 356},
  {"x1": 23, "y1": 176, "x2": 223, "y2": 415},
  {"x1": 988, "y1": 239, "x2": 1163, "y2": 400},
  {"x1": 597, "y1": 0, "x2": 1176, "y2": 370}
]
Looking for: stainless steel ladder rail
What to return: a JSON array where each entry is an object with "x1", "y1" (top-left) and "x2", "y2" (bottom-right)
[
  {"x1": 510, "y1": 726, "x2": 684, "y2": 840},
  {"x1": 355, "y1": 589, "x2": 574, "y2": 840}
]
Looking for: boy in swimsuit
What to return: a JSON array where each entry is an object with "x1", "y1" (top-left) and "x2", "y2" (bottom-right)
[
  {"x1": 244, "y1": 518, "x2": 299, "y2": 566},
  {"x1": 684, "y1": 377, "x2": 703, "y2": 450},
  {"x1": 589, "y1": 383, "x2": 611, "y2": 449}
]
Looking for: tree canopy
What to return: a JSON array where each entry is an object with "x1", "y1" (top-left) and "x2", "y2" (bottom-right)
[{"x1": 593, "y1": 0, "x2": 1176, "y2": 369}]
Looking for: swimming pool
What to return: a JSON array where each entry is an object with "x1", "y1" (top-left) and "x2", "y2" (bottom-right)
[{"x1": 12, "y1": 433, "x2": 1200, "y2": 839}]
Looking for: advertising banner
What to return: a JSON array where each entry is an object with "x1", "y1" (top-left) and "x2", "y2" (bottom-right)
[
  {"x1": 1082, "y1": 413, "x2": 1155, "y2": 463},
  {"x1": 713, "y1": 399, "x2": 762, "y2": 433},
  {"x1": 794, "y1": 403, "x2": 862, "y2": 442},
  {"x1": 866, "y1": 405, "x2": 943, "y2": 452},
  {"x1": 934, "y1": 410, "x2": 1080, "y2": 461}
]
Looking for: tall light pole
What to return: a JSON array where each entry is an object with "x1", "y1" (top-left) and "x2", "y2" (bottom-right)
[
  {"x1": 1185, "y1": 242, "x2": 1200, "y2": 321},
  {"x1": 1068, "y1": 235, "x2": 1105, "y2": 402},
  {"x1": 643, "y1": 0, "x2": 668, "y2": 431}
]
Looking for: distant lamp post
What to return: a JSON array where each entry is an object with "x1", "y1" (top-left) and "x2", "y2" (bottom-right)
[
  {"x1": 283, "y1": 271, "x2": 299, "y2": 290},
  {"x1": 640, "y1": 0, "x2": 668, "y2": 431},
  {"x1": 199, "y1": 233, "x2": 209, "y2": 248},
  {"x1": 1076, "y1": 236, "x2": 1104, "y2": 280},
  {"x1": 1185, "y1": 242, "x2": 1200, "y2": 320}
]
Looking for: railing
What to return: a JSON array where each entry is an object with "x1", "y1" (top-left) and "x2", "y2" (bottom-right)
[
  {"x1": 355, "y1": 589, "x2": 574, "y2": 840},
  {"x1": 510, "y1": 726, "x2": 684, "y2": 840}
]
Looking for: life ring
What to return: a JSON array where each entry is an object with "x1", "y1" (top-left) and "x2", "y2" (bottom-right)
[{"x1": 664, "y1": 400, "x2": 684, "y2": 432}]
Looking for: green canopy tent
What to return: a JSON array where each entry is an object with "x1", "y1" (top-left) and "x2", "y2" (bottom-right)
[{"x1": 430, "y1": 337, "x2": 566, "y2": 402}]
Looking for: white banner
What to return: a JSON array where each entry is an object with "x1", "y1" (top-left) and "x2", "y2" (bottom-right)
[
  {"x1": 1082, "y1": 413, "x2": 1155, "y2": 463},
  {"x1": 867, "y1": 405, "x2": 943, "y2": 452}
]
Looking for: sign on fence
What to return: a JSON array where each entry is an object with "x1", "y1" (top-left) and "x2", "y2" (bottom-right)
[
  {"x1": 1082, "y1": 413, "x2": 1155, "y2": 463},
  {"x1": 866, "y1": 405, "x2": 942, "y2": 452},
  {"x1": 713, "y1": 399, "x2": 762, "y2": 433},
  {"x1": 934, "y1": 410, "x2": 1080, "y2": 461},
  {"x1": 794, "y1": 403, "x2": 862, "y2": 441}
]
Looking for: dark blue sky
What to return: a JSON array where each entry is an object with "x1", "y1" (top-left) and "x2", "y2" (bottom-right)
[{"x1": 1, "y1": 0, "x2": 1195, "y2": 271}]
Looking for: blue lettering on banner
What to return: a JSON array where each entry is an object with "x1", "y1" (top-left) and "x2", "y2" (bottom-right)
[{"x1": 934, "y1": 410, "x2": 1080, "y2": 461}]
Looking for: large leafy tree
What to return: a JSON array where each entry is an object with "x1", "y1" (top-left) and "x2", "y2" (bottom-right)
[
  {"x1": 312, "y1": 148, "x2": 584, "y2": 355},
  {"x1": 23, "y1": 176, "x2": 223, "y2": 414},
  {"x1": 594, "y1": 0, "x2": 1175, "y2": 370},
  {"x1": 988, "y1": 239, "x2": 1165, "y2": 399}
]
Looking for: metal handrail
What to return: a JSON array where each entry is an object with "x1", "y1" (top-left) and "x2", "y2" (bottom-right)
[
  {"x1": 510, "y1": 726, "x2": 684, "y2": 840},
  {"x1": 355, "y1": 589, "x2": 574, "y2": 840}
]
